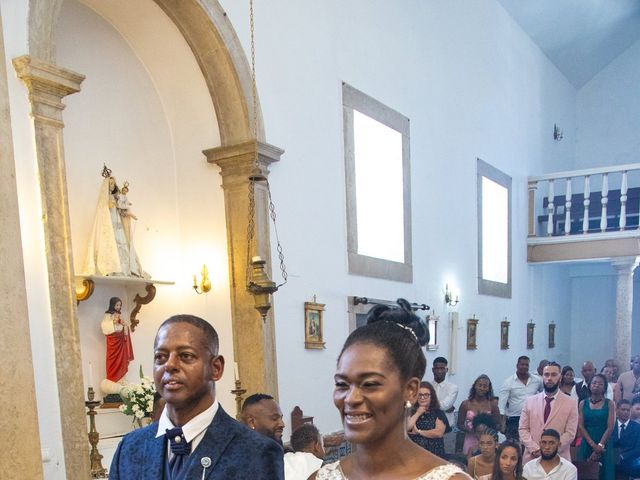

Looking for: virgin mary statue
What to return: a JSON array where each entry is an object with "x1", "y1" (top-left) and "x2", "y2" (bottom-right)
[{"x1": 82, "y1": 170, "x2": 149, "y2": 278}]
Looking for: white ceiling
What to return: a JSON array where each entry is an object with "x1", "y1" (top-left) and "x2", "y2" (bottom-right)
[{"x1": 496, "y1": 0, "x2": 640, "y2": 88}]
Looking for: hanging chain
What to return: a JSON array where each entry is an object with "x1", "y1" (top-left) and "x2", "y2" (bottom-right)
[
  {"x1": 246, "y1": 0, "x2": 258, "y2": 288},
  {"x1": 266, "y1": 179, "x2": 288, "y2": 287},
  {"x1": 245, "y1": 0, "x2": 288, "y2": 287},
  {"x1": 250, "y1": 0, "x2": 259, "y2": 168}
]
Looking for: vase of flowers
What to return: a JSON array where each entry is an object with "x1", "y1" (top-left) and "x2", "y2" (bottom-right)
[{"x1": 119, "y1": 365, "x2": 155, "y2": 428}]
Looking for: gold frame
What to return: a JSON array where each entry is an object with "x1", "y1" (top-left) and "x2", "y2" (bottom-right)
[
  {"x1": 548, "y1": 323, "x2": 556, "y2": 348},
  {"x1": 527, "y1": 322, "x2": 535, "y2": 349},
  {"x1": 500, "y1": 320, "x2": 510, "y2": 350},
  {"x1": 467, "y1": 317, "x2": 478, "y2": 350},
  {"x1": 304, "y1": 301, "x2": 326, "y2": 349}
]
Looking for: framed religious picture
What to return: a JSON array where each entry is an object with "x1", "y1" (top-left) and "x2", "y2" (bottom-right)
[
  {"x1": 466, "y1": 316, "x2": 478, "y2": 350},
  {"x1": 500, "y1": 319, "x2": 510, "y2": 350},
  {"x1": 304, "y1": 300, "x2": 326, "y2": 349},
  {"x1": 527, "y1": 321, "x2": 535, "y2": 349},
  {"x1": 548, "y1": 323, "x2": 556, "y2": 348}
]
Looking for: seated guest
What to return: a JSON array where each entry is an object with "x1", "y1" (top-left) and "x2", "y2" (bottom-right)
[
  {"x1": 109, "y1": 314, "x2": 284, "y2": 479},
  {"x1": 478, "y1": 440, "x2": 525, "y2": 480},
  {"x1": 284, "y1": 424, "x2": 325, "y2": 480},
  {"x1": 466, "y1": 413, "x2": 502, "y2": 457},
  {"x1": 240, "y1": 393, "x2": 285, "y2": 445},
  {"x1": 613, "y1": 399, "x2": 640, "y2": 478},
  {"x1": 522, "y1": 429, "x2": 577, "y2": 479},
  {"x1": 314, "y1": 298, "x2": 471, "y2": 479},
  {"x1": 407, "y1": 381, "x2": 450, "y2": 458},
  {"x1": 560, "y1": 366, "x2": 575, "y2": 396},
  {"x1": 467, "y1": 429, "x2": 497, "y2": 479}
]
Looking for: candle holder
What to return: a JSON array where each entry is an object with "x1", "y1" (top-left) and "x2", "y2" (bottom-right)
[
  {"x1": 231, "y1": 379, "x2": 247, "y2": 420},
  {"x1": 85, "y1": 387, "x2": 107, "y2": 478}
]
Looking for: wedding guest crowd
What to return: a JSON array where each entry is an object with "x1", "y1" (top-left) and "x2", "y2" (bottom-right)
[{"x1": 107, "y1": 301, "x2": 640, "y2": 480}]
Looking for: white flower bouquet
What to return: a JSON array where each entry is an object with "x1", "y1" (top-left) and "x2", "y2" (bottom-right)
[{"x1": 119, "y1": 365, "x2": 155, "y2": 421}]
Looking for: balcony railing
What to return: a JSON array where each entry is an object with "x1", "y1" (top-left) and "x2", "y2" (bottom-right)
[{"x1": 528, "y1": 163, "x2": 640, "y2": 241}]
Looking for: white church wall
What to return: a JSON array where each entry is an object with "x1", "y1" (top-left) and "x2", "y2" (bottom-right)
[
  {"x1": 219, "y1": 0, "x2": 577, "y2": 438},
  {"x1": 568, "y1": 263, "x2": 619, "y2": 370},
  {"x1": 576, "y1": 38, "x2": 640, "y2": 170},
  {"x1": 568, "y1": 263, "x2": 640, "y2": 371},
  {"x1": 573, "y1": 37, "x2": 640, "y2": 370}
]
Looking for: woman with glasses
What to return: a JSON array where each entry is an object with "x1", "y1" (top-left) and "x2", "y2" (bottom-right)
[{"x1": 407, "y1": 381, "x2": 450, "y2": 457}]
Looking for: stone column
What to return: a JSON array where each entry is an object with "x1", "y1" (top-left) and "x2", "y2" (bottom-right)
[
  {"x1": 204, "y1": 140, "x2": 283, "y2": 401},
  {"x1": 0, "y1": 18, "x2": 44, "y2": 480},
  {"x1": 12, "y1": 55, "x2": 90, "y2": 479},
  {"x1": 612, "y1": 256, "x2": 639, "y2": 370}
]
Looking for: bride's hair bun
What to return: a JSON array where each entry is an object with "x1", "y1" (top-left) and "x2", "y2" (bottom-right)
[{"x1": 366, "y1": 298, "x2": 429, "y2": 347}]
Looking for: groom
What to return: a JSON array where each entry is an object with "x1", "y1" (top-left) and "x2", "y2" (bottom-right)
[{"x1": 109, "y1": 314, "x2": 284, "y2": 479}]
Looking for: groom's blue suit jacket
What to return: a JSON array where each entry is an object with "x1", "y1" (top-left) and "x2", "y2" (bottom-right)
[{"x1": 109, "y1": 406, "x2": 284, "y2": 479}]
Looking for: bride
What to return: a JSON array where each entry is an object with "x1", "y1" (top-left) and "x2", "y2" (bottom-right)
[
  {"x1": 83, "y1": 167, "x2": 148, "y2": 278},
  {"x1": 314, "y1": 299, "x2": 471, "y2": 480}
]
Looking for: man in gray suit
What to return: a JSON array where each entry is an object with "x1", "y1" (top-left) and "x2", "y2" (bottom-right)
[{"x1": 109, "y1": 314, "x2": 283, "y2": 479}]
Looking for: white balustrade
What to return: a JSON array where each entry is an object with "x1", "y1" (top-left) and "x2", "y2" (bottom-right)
[
  {"x1": 528, "y1": 162, "x2": 640, "y2": 239},
  {"x1": 601, "y1": 173, "x2": 609, "y2": 232},
  {"x1": 620, "y1": 171, "x2": 627, "y2": 231},
  {"x1": 582, "y1": 176, "x2": 590, "y2": 234},
  {"x1": 564, "y1": 178, "x2": 572, "y2": 235},
  {"x1": 547, "y1": 179, "x2": 555, "y2": 236}
]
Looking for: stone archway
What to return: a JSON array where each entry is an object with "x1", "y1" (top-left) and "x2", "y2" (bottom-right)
[{"x1": 20, "y1": 1, "x2": 280, "y2": 477}]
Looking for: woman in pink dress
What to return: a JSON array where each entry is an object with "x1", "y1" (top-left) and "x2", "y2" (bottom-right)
[{"x1": 457, "y1": 374, "x2": 500, "y2": 457}]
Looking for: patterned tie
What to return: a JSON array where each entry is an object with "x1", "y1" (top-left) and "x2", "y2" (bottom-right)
[
  {"x1": 166, "y1": 427, "x2": 191, "y2": 480},
  {"x1": 543, "y1": 396, "x2": 554, "y2": 423}
]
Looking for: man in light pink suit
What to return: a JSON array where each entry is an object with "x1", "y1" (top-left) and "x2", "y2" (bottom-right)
[{"x1": 519, "y1": 362, "x2": 578, "y2": 463}]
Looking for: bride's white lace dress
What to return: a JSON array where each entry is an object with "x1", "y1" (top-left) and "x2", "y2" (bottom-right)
[{"x1": 316, "y1": 461, "x2": 472, "y2": 479}]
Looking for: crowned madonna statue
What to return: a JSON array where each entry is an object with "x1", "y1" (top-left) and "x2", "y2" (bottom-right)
[{"x1": 82, "y1": 165, "x2": 149, "y2": 279}]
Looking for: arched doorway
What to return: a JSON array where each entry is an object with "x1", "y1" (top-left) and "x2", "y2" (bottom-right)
[{"x1": 20, "y1": 1, "x2": 280, "y2": 477}]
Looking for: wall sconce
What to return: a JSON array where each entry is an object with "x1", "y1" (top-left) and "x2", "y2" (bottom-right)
[
  {"x1": 553, "y1": 124, "x2": 563, "y2": 141},
  {"x1": 444, "y1": 284, "x2": 459, "y2": 307},
  {"x1": 193, "y1": 264, "x2": 212, "y2": 294}
]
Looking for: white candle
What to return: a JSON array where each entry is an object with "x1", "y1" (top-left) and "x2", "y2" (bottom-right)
[
  {"x1": 251, "y1": 256, "x2": 263, "y2": 263},
  {"x1": 234, "y1": 362, "x2": 239, "y2": 381},
  {"x1": 88, "y1": 361, "x2": 94, "y2": 388}
]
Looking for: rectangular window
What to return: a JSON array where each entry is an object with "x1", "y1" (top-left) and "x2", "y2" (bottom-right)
[
  {"x1": 477, "y1": 159, "x2": 512, "y2": 298},
  {"x1": 343, "y1": 83, "x2": 412, "y2": 282}
]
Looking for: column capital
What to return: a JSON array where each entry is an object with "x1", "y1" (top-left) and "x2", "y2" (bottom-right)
[
  {"x1": 611, "y1": 256, "x2": 640, "y2": 274},
  {"x1": 203, "y1": 140, "x2": 283, "y2": 186},
  {"x1": 12, "y1": 55, "x2": 85, "y2": 126}
]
